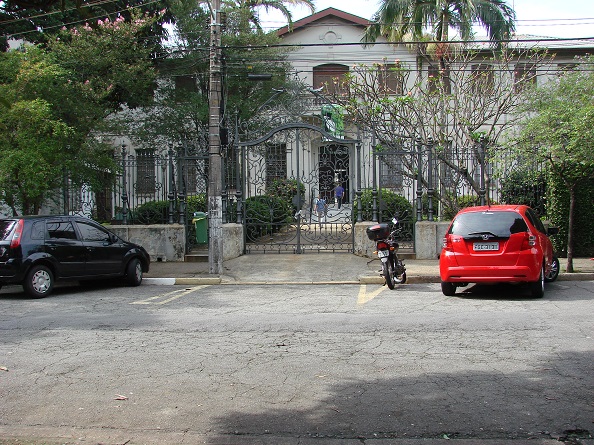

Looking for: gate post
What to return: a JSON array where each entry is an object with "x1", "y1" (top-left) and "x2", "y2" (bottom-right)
[
  {"x1": 168, "y1": 145, "x2": 175, "y2": 224},
  {"x1": 372, "y1": 133, "x2": 378, "y2": 222},
  {"x1": 427, "y1": 138, "x2": 435, "y2": 222},
  {"x1": 356, "y1": 140, "x2": 363, "y2": 222},
  {"x1": 234, "y1": 114, "x2": 243, "y2": 225},
  {"x1": 177, "y1": 152, "x2": 186, "y2": 225},
  {"x1": 295, "y1": 129, "x2": 302, "y2": 254},
  {"x1": 479, "y1": 135, "x2": 487, "y2": 206},
  {"x1": 416, "y1": 138, "x2": 423, "y2": 222},
  {"x1": 120, "y1": 143, "x2": 129, "y2": 225}
]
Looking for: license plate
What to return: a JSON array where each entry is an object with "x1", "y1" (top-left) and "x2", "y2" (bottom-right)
[
  {"x1": 473, "y1": 242, "x2": 499, "y2": 251},
  {"x1": 377, "y1": 250, "x2": 389, "y2": 258}
]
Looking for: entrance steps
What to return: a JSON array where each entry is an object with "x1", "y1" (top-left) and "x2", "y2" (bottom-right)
[{"x1": 185, "y1": 245, "x2": 208, "y2": 262}]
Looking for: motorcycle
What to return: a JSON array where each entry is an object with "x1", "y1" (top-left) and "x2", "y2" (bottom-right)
[{"x1": 366, "y1": 218, "x2": 407, "y2": 289}]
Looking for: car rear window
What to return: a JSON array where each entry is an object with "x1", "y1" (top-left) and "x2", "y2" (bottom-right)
[
  {"x1": 450, "y1": 211, "x2": 528, "y2": 238},
  {"x1": 0, "y1": 220, "x2": 16, "y2": 241}
]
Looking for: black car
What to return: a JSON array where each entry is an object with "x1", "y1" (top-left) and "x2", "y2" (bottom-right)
[{"x1": 0, "y1": 215, "x2": 150, "y2": 298}]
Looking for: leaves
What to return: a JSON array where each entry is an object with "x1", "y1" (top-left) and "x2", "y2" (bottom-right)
[{"x1": 0, "y1": 14, "x2": 157, "y2": 214}]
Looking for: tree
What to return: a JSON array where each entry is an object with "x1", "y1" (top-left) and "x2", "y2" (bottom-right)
[
  {"x1": 0, "y1": 0, "x2": 172, "y2": 52},
  {"x1": 221, "y1": 0, "x2": 314, "y2": 32},
  {"x1": 113, "y1": 0, "x2": 296, "y2": 153},
  {"x1": 327, "y1": 47, "x2": 549, "y2": 217},
  {"x1": 508, "y1": 56, "x2": 594, "y2": 272},
  {"x1": 363, "y1": 0, "x2": 516, "y2": 46},
  {"x1": 0, "y1": 12, "x2": 161, "y2": 215}
]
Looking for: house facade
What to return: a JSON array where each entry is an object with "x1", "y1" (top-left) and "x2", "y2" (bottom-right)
[{"x1": 34, "y1": 8, "x2": 594, "y2": 256}]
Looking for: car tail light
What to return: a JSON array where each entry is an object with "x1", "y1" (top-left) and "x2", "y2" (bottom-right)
[
  {"x1": 442, "y1": 235, "x2": 453, "y2": 251},
  {"x1": 10, "y1": 219, "x2": 24, "y2": 248},
  {"x1": 521, "y1": 232, "x2": 537, "y2": 250}
]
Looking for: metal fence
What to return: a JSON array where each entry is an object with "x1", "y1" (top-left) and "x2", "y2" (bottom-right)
[{"x1": 50, "y1": 136, "x2": 548, "y2": 254}]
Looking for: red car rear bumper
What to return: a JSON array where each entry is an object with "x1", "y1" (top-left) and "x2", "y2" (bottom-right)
[{"x1": 440, "y1": 251, "x2": 542, "y2": 283}]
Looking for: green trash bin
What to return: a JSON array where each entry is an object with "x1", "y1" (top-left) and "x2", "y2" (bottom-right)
[{"x1": 192, "y1": 212, "x2": 208, "y2": 244}]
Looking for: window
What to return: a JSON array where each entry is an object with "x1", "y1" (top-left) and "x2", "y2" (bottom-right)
[
  {"x1": 313, "y1": 64, "x2": 349, "y2": 95},
  {"x1": 428, "y1": 65, "x2": 451, "y2": 94},
  {"x1": 136, "y1": 150, "x2": 156, "y2": 195},
  {"x1": 378, "y1": 64, "x2": 404, "y2": 94},
  {"x1": 0, "y1": 221, "x2": 16, "y2": 241},
  {"x1": 449, "y1": 211, "x2": 528, "y2": 237},
  {"x1": 514, "y1": 63, "x2": 536, "y2": 92},
  {"x1": 77, "y1": 221, "x2": 111, "y2": 243},
  {"x1": 379, "y1": 153, "x2": 403, "y2": 190},
  {"x1": 471, "y1": 64, "x2": 494, "y2": 95},
  {"x1": 266, "y1": 144, "x2": 287, "y2": 188},
  {"x1": 47, "y1": 221, "x2": 77, "y2": 240}
]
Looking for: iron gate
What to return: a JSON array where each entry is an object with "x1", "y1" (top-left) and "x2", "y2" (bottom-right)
[{"x1": 239, "y1": 123, "x2": 359, "y2": 253}]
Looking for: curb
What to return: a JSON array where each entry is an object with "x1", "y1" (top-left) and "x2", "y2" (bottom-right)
[
  {"x1": 144, "y1": 273, "x2": 594, "y2": 286},
  {"x1": 557, "y1": 272, "x2": 594, "y2": 281}
]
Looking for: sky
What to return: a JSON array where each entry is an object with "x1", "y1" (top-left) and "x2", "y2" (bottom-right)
[{"x1": 260, "y1": 0, "x2": 594, "y2": 39}]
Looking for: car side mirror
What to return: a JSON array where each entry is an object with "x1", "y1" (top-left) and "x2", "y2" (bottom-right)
[{"x1": 547, "y1": 227, "x2": 559, "y2": 236}]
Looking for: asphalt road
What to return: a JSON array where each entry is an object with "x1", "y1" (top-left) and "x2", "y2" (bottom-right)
[{"x1": 0, "y1": 280, "x2": 593, "y2": 445}]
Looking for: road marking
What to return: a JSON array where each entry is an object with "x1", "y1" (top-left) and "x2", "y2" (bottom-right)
[
  {"x1": 130, "y1": 285, "x2": 210, "y2": 305},
  {"x1": 357, "y1": 284, "x2": 387, "y2": 305}
]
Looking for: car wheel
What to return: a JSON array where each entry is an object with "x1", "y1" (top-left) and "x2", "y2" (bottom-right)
[
  {"x1": 441, "y1": 281, "x2": 456, "y2": 296},
  {"x1": 24, "y1": 265, "x2": 54, "y2": 298},
  {"x1": 126, "y1": 258, "x2": 143, "y2": 286},
  {"x1": 544, "y1": 256, "x2": 560, "y2": 283},
  {"x1": 530, "y1": 265, "x2": 545, "y2": 298}
]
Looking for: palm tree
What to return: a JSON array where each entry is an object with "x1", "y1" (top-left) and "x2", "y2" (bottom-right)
[
  {"x1": 223, "y1": 0, "x2": 315, "y2": 32},
  {"x1": 363, "y1": 0, "x2": 516, "y2": 46}
]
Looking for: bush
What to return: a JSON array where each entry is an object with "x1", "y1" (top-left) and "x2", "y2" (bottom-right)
[
  {"x1": 500, "y1": 170, "x2": 547, "y2": 215},
  {"x1": 441, "y1": 195, "x2": 489, "y2": 221},
  {"x1": 352, "y1": 188, "x2": 413, "y2": 222},
  {"x1": 267, "y1": 178, "x2": 306, "y2": 211},
  {"x1": 245, "y1": 195, "x2": 293, "y2": 240},
  {"x1": 548, "y1": 173, "x2": 594, "y2": 257},
  {"x1": 132, "y1": 195, "x2": 207, "y2": 226},
  {"x1": 187, "y1": 194, "x2": 207, "y2": 216},
  {"x1": 133, "y1": 200, "x2": 168, "y2": 224}
]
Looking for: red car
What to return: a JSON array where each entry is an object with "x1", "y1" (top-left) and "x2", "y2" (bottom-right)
[{"x1": 439, "y1": 205, "x2": 559, "y2": 298}]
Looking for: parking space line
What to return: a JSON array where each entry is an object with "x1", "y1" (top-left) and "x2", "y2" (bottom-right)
[
  {"x1": 130, "y1": 285, "x2": 210, "y2": 305},
  {"x1": 357, "y1": 284, "x2": 387, "y2": 305}
]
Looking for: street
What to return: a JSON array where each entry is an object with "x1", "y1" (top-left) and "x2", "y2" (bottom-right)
[{"x1": 0, "y1": 280, "x2": 593, "y2": 445}]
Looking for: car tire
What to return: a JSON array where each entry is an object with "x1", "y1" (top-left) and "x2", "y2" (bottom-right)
[
  {"x1": 530, "y1": 265, "x2": 545, "y2": 298},
  {"x1": 544, "y1": 256, "x2": 560, "y2": 283},
  {"x1": 441, "y1": 281, "x2": 456, "y2": 296},
  {"x1": 24, "y1": 265, "x2": 54, "y2": 298},
  {"x1": 126, "y1": 258, "x2": 143, "y2": 286}
]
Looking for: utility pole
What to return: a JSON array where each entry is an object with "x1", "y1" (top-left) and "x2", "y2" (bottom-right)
[{"x1": 208, "y1": 0, "x2": 223, "y2": 274}]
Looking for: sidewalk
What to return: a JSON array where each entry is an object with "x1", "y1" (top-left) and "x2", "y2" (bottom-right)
[{"x1": 144, "y1": 254, "x2": 594, "y2": 285}]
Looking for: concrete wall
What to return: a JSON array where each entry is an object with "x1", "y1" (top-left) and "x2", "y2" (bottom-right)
[
  {"x1": 223, "y1": 224, "x2": 244, "y2": 261},
  {"x1": 414, "y1": 221, "x2": 451, "y2": 260},
  {"x1": 352, "y1": 221, "x2": 451, "y2": 260},
  {"x1": 353, "y1": 221, "x2": 377, "y2": 258},
  {"x1": 110, "y1": 221, "x2": 448, "y2": 262},
  {"x1": 110, "y1": 224, "x2": 186, "y2": 262},
  {"x1": 109, "y1": 223, "x2": 245, "y2": 262}
]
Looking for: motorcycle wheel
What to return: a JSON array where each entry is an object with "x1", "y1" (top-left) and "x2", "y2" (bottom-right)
[
  {"x1": 383, "y1": 262, "x2": 396, "y2": 290},
  {"x1": 394, "y1": 268, "x2": 407, "y2": 285}
]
